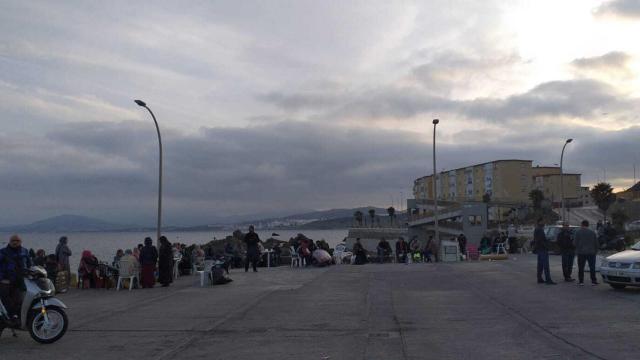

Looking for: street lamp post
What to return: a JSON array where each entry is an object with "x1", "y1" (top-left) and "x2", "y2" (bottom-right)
[
  {"x1": 560, "y1": 138, "x2": 573, "y2": 223},
  {"x1": 134, "y1": 100, "x2": 163, "y2": 245},
  {"x1": 432, "y1": 119, "x2": 440, "y2": 248}
]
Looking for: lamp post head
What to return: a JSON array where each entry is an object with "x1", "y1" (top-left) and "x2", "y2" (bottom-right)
[
  {"x1": 134, "y1": 99, "x2": 147, "y2": 107},
  {"x1": 432, "y1": 119, "x2": 439, "y2": 125},
  {"x1": 566, "y1": 138, "x2": 573, "y2": 144}
]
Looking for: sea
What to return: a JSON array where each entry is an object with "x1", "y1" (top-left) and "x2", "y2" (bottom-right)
[{"x1": 0, "y1": 229, "x2": 349, "y2": 272}]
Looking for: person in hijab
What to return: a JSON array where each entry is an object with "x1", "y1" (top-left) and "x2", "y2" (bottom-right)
[
  {"x1": 34, "y1": 249, "x2": 47, "y2": 267},
  {"x1": 139, "y1": 237, "x2": 158, "y2": 288},
  {"x1": 132, "y1": 247, "x2": 141, "y2": 262},
  {"x1": 55, "y1": 236, "x2": 72, "y2": 285},
  {"x1": 158, "y1": 236, "x2": 173, "y2": 287},
  {"x1": 78, "y1": 250, "x2": 99, "y2": 288}
]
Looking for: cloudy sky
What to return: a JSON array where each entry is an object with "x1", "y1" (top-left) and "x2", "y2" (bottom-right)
[{"x1": 1, "y1": 0, "x2": 640, "y2": 226}]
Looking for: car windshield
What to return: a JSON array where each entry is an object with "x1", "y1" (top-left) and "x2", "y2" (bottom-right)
[{"x1": 632, "y1": 241, "x2": 640, "y2": 251}]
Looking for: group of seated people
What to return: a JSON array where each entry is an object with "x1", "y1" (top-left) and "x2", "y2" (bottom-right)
[
  {"x1": 290, "y1": 237, "x2": 332, "y2": 267},
  {"x1": 349, "y1": 236, "x2": 438, "y2": 265},
  {"x1": 479, "y1": 231, "x2": 518, "y2": 254},
  {"x1": 29, "y1": 249, "x2": 61, "y2": 284}
]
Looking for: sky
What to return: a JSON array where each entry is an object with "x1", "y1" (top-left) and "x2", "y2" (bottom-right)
[{"x1": 1, "y1": 0, "x2": 640, "y2": 226}]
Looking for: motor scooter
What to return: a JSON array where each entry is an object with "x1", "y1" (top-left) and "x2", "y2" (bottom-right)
[{"x1": 0, "y1": 266, "x2": 68, "y2": 344}]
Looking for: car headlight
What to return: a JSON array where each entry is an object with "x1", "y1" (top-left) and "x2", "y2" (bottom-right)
[
  {"x1": 601, "y1": 259, "x2": 609, "y2": 268},
  {"x1": 633, "y1": 263, "x2": 640, "y2": 269}
]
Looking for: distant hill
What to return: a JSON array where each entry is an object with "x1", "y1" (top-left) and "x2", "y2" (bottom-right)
[{"x1": 0, "y1": 214, "x2": 132, "y2": 233}]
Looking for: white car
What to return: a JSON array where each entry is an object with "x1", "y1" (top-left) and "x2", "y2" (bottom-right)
[
  {"x1": 625, "y1": 220, "x2": 640, "y2": 231},
  {"x1": 600, "y1": 241, "x2": 640, "y2": 289}
]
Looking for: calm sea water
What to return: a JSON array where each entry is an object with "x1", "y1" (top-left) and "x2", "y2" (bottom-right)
[{"x1": 0, "y1": 229, "x2": 348, "y2": 272}]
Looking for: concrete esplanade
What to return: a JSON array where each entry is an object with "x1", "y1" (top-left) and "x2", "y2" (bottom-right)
[{"x1": 2, "y1": 255, "x2": 639, "y2": 359}]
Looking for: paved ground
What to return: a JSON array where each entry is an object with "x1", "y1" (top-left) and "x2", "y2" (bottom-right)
[{"x1": 2, "y1": 254, "x2": 640, "y2": 359}]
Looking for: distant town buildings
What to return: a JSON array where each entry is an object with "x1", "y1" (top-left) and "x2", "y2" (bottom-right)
[{"x1": 413, "y1": 159, "x2": 586, "y2": 207}]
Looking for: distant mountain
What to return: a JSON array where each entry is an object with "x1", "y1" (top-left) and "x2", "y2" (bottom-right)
[{"x1": 0, "y1": 214, "x2": 132, "y2": 233}]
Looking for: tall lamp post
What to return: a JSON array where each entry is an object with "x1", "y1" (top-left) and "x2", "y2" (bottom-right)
[
  {"x1": 560, "y1": 138, "x2": 573, "y2": 223},
  {"x1": 135, "y1": 99, "x2": 163, "y2": 245},
  {"x1": 432, "y1": 119, "x2": 440, "y2": 247}
]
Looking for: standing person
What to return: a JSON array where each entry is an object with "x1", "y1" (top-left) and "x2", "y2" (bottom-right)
[
  {"x1": 557, "y1": 223, "x2": 575, "y2": 282},
  {"x1": 55, "y1": 236, "x2": 72, "y2": 286},
  {"x1": 243, "y1": 225, "x2": 261, "y2": 272},
  {"x1": 574, "y1": 220, "x2": 599, "y2": 286},
  {"x1": 158, "y1": 236, "x2": 173, "y2": 287},
  {"x1": 139, "y1": 237, "x2": 158, "y2": 288},
  {"x1": 423, "y1": 236, "x2": 434, "y2": 263},
  {"x1": 0, "y1": 235, "x2": 32, "y2": 323},
  {"x1": 533, "y1": 218, "x2": 556, "y2": 285},
  {"x1": 457, "y1": 233, "x2": 467, "y2": 257}
]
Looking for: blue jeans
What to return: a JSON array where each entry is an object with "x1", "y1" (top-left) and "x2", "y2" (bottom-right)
[
  {"x1": 577, "y1": 254, "x2": 597, "y2": 283},
  {"x1": 537, "y1": 251, "x2": 552, "y2": 282}
]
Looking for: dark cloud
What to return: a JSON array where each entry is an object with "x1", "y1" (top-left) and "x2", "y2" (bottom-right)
[
  {"x1": 571, "y1": 51, "x2": 631, "y2": 70},
  {"x1": 595, "y1": 0, "x2": 640, "y2": 18},
  {"x1": 2, "y1": 118, "x2": 639, "y2": 226},
  {"x1": 262, "y1": 78, "x2": 638, "y2": 125}
]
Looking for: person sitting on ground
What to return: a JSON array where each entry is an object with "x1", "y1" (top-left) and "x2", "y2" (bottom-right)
[
  {"x1": 298, "y1": 238, "x2": 313, "y2": 267},
  {"x1": 376, "y1": 238, "x2": 392, "y2": 263},
  {"x1": 352, "y1": 238, "x2": 367, "y2": 265},
  {"x1": 409, "y1": 236, "x2": 422, "y2": 262},
  {"x1": 78, "y1": 250, "x2": 99, "y2": 288},
  {"x1": 395, "y1": 237, "x2": 409, "y2": 263},
  {"x1": 34, "y1": 249, "x2": 46, "y2": 267},
  {"x1": 480, "y1": 234, "x2": 491, "y2": 253},
  {"x1": 113, "y1": 249, "x2": 124, "y2": 268}
]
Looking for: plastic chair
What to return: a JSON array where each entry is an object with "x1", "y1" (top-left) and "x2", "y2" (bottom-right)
[
  {"x1": 495, "y1": 243, "x2": 507, "y2": 255},
  {"x1": 116, "y1": 260, "x2": 139, "y2": 291},
  {"x1": 192, "y1": 256, "x2": 205, "y2": 273},
  {"x1": 290, "y1": 247, "x2": 301, "y2": 267},
  {"x1": 196, "y1": 260, "x2": 215, "y2": 287}
]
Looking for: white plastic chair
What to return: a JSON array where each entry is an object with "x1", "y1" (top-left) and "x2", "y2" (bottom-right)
[
  {"x1": 173, "y1": 255, "x2": 183, "y2": 279},
  {"x1": 290, "y1": 247, "x2": 301, "y2": 267},
  {"x1": 116, "y1": 260, "x2": 139, "y2": 291},
  {"x1": 192, "y1": 256, "x2": 205, "y2": 273},
  {"x1": 196, "y1": 260, "x2": 215, "y2": 287},
  {"x1": 495, "y1": 243, "x2": 507, "y2": 255}
]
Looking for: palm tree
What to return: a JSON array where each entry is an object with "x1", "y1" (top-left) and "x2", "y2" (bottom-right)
[
  {"x1": 368, "y1": 209, "x2": 376, "y2": 228},
  {"x1": 591, "y1": 182, "x2": 616, "y2": 222},
  {"x1": 528, "y1": 189, "x2": 544, "y2": 210},
  {"x1": 353, "y1": 210, "x2": 364, "y2": 227},
  {"x1": 387, "y1": 206, "x2": 395, "y2": 227}
]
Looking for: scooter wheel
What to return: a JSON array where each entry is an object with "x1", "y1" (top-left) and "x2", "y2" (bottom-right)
[{"x1": 28, "y1": 306, "x2": 68, "y2": 344}]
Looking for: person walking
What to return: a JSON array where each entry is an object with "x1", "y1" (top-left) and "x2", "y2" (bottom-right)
[
  {"x1": 574, "y1": 220, "x2": 599, "y2": 286},
  {"x1": 557, "y1": 223, "x2": 575, "y2": 282},
  {"x1": 139, "y1": 237, "x2": 158, "y2": 288},
  {"x1": 534, "y1": 218, "x2": 556, "y2": 285},
  {"x1": 55, "y1": 236, "x2": 72, "y2": 286},
  {"x1": 158, "y1": 236, "x2": 173, "y2": 287},
  {"x1": 243, "y1": 225, "x2": 261, "y2": 272}
]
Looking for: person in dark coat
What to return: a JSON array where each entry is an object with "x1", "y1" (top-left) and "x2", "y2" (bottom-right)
[
  {"x1": 139, "y1": 237, "x2": 158, "y2": 288},
  {"x1": 395, "y1": 237, "x2": 408, "y2": 263},
  {"x1": 352, "y1": 238, "x2": 367, "y2": 265},
  {"x1": 0, "y1": 235, "x2": 32, "y2": 320},
  {"x1": 158, "y1": 236, "x2": 173, "y2": 287},
  {"x1": 243, "y1": 225, "x2": 261, "y2": 272},
  {"x1": 557, "y1": 223, "x2": 575, "y2": 282},
  {"x1": 533, "y1": 218, "x2": 556, "y2": 285}
]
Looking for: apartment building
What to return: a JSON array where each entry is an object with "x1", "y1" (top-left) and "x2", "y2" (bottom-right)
[{"x1": 413, "y1": 160, "x2": 582, "y2": 206}]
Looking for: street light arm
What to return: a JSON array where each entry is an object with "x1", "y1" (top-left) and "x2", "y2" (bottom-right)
[{"x1": 135, "y1": 101, "x2": 163, "y2": 245}]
